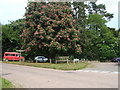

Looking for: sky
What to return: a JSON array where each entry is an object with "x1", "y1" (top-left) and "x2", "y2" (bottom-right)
[{"x1": 0, "y1": 0, "x2": 119, "y2": 29}]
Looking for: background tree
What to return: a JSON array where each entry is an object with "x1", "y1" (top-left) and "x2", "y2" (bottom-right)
[
  {"x1": 108, "y1": 27, "x2": 120, "y2": 57},
  {"x1": 81, "y1": 14, "x2": 117, "y2": 61},
  {"x1": 72, "y1": 2, "x2": 87, "y2": 30},
  {"x1": 2, "y1": 19, "x2": 25, "y2": 54},
  {"x1": 71, "y1": 2, "x2": 117, "y2": 61},
  {"x1": 87, "y1": 2, "x2": 113, "y2": 21}
]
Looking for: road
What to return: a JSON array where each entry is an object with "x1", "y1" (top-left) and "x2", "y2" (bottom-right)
[
  {"x1": 83, "y1": 62, "x2": 119, "y2": 72},
  {"x1": 1, "y1": 63, "x2": 118, "y2": 88}
]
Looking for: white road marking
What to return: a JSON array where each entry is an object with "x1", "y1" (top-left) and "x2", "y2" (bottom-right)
[{"x1": 64, "y1": 70, "x2": 119, "y2": 74}]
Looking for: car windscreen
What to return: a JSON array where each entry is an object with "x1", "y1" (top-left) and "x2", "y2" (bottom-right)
[{"x1": 38, "y1": 57, "x2": 45, "y2": 59}]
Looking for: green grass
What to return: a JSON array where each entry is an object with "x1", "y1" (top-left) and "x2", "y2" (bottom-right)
[
  {"x1": 3, "y1": 61, "x2": 89, "y2": 70},
  {"x1": 0, "y1": 77, "x2": 14, "y2": 89}
]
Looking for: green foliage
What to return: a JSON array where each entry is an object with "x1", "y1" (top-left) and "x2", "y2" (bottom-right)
[
  {"x1": 87, "y1": 14, "x2": 107, "y2": 28},
  {"x1": 80, "y1": 13, "x2": 118, "y2": 61},
  {"x1": 98, "y1": 44, "x2": 117, "y2": 60},
  {"x1": 2, "y1": 25, "x2": 18, "y2": 52},
  {"x1": 0, "y1": 78, "x2": 14, "y2": 88},
  {"x1": 2, "y1": 19, "x2": 25, "y2": 53},
  {"x1": 87, "y1": 2, "x2": 113, "y2": 21},
  {"x1": 72, "y1": 2, "x2": 117, "y2": 61},
  {"x1": 72, "y1": 2, "x2": 87, "y2": 29}
]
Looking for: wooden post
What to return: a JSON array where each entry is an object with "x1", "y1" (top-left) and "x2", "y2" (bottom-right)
[
  {"x1": 73, "y1": 59, "x2": 75, "y2": 64},
  {"x1": 19, "y1": 52, "x2": 21, "y2": 62},
  {"x1": 36, "y1": 59, "x2": 38, "y2": 63},
  {"x1": 50, "y1": 58, "x2": 52, "y2": 64},
  {"x1": 67, "y1": 59, "x2": 68, "y2": 64},
  {"x1": 23, "y1": 59, "x2": 25, "y2": 62},
  {"x1": 12, "y1": 58, "x2": 14, "y2": 62},
  {"x1": 55, "y1": 60, "x2": 57, "y2": 64},
  {"x1": 16, "y1": 50, "x2": 25, "y2": 62}
]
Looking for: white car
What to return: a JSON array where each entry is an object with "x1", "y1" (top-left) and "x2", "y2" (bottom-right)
[{"x1": 34, "y1": 56, "x2": 48, "y2": 62}]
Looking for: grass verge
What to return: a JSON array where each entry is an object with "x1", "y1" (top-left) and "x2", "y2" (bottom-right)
[
  {"x1": 0, "y1": 77, "x2": 14, "y2": 89},
  {"x1": 4, "y1": 61, "x2": 89, "y2": 70}
]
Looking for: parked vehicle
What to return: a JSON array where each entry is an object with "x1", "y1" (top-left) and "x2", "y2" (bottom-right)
[
  {"x1": 3, "y1": 52, "x2": 25, "y2": 61},
  {"x1": 34, "y1": 56, "x2": 48, "y2": 62},
  {"x1": 111, "y1": 58, "x2": 120, "y2": 62}
]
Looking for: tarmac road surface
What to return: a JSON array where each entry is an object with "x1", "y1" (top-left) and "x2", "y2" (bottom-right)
[
  {"x1": 83, "y1": 62, "x2": 119, "y2": 72},
  {"x1": 1, "y1": 63, "x2": 118, "y2": 88}
]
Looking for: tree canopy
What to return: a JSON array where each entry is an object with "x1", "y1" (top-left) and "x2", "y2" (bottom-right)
[{"x1": 21, "y1": 2, "x2": 81, "y2": 59}]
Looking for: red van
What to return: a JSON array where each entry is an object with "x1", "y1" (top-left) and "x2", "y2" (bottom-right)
[{"x1": 3, "y1": 52, "x2": 25, "y2": 61}]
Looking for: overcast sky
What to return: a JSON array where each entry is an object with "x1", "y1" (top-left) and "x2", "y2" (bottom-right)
[{"x1": 0, "y1": 0, "x2": 119, "y2": 28}]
